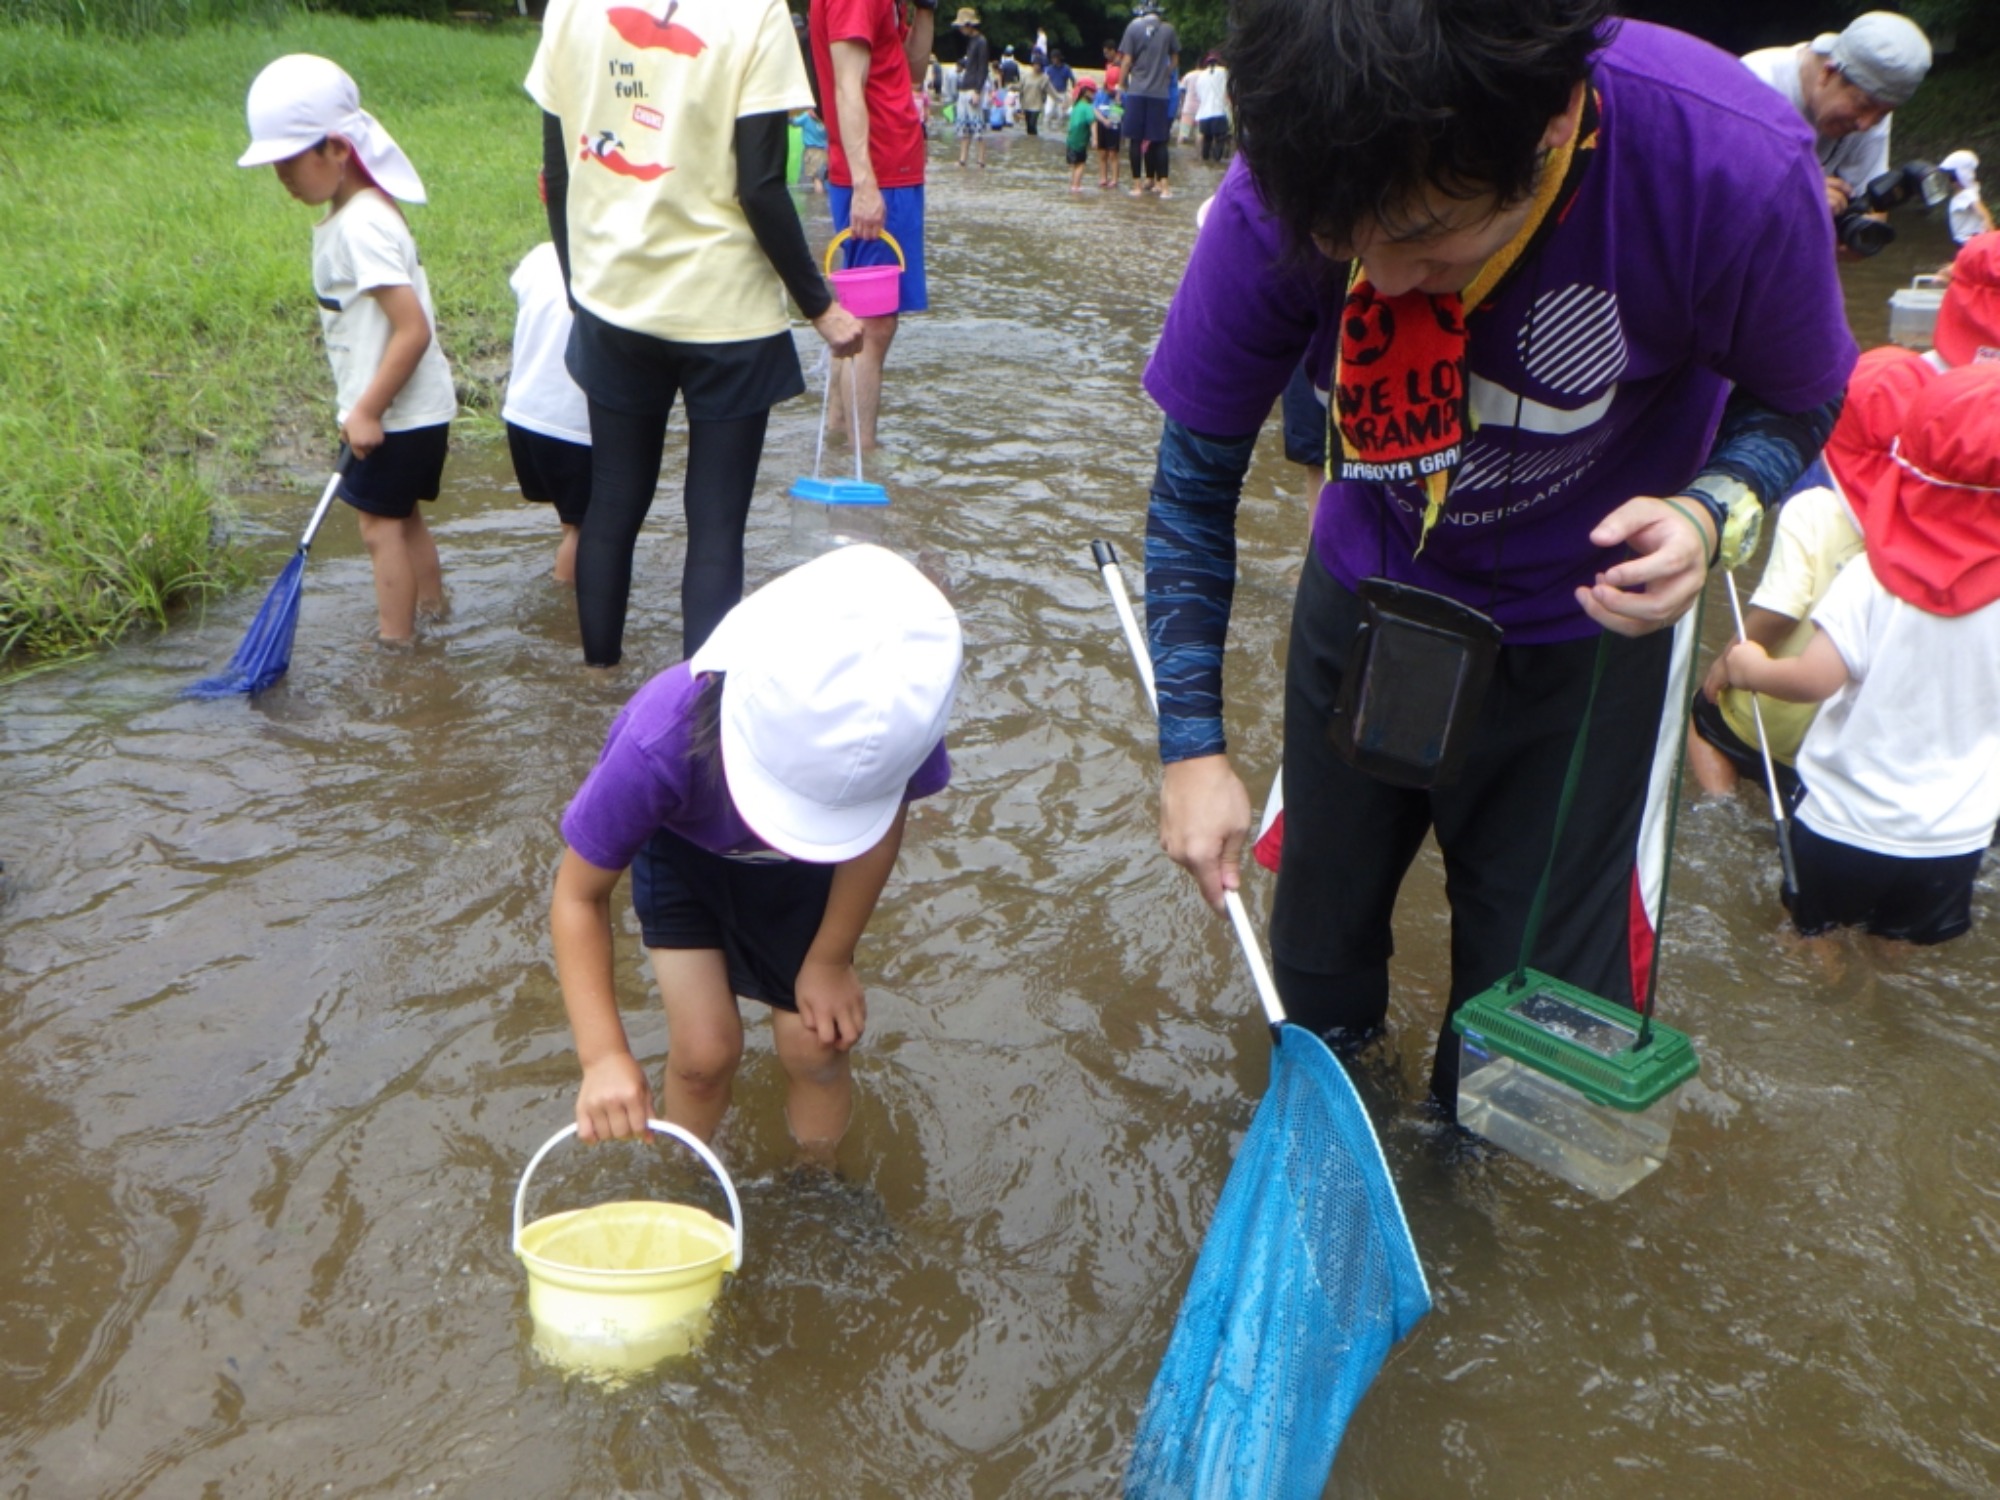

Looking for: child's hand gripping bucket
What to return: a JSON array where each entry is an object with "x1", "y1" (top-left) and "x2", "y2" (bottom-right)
[
  {"x1": 512, "y1": 1120, "x2": 743, "y2": 1376},
  {"x1": 824, "y1": 228, "x2": 905, "y2": 318}
]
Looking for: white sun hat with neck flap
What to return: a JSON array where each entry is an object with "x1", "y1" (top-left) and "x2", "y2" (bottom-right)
[
  {"x1": 690, "y1": 545, "x2": 962, "y2": 863},
  {"x1": 238, "y1": 53, "x2": 427, "y2": 204}
]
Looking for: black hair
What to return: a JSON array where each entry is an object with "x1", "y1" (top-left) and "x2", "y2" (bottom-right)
[
  {"x1": 1228, "y1": 0, "x2": 1614, "y2": 252},
  {"x1": 686, "y1": 670, "x2": 727, "y2": 795}
]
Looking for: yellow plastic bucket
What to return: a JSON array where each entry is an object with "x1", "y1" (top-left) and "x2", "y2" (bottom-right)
[
  {"x1": 512, "y1": 1120, "x2": 743, "y2": 1377},
  {"x1": 823, "y1": 228, "x2": 906, "y2": 317}
]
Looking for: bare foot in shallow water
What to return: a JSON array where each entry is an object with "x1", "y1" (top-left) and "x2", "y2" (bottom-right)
[{"x1": 1775, "y1": 922, "x2": 1849, "y2": 987}]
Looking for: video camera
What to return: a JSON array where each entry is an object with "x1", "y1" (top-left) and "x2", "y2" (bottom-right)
[{"x1": 1834, "y1": 159, "x2": 1952, "y2": 257}]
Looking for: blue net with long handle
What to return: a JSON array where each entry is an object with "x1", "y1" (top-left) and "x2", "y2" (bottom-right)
[
  {"x1": 1090, "y1": 537, "x2": 1429, "y2": 1498},
  {"x1": 183, "y1": 550, "x2": 307, "y2": 699},
  {"x1": 1125, "y1": 1026, "x2": 1431, "y2": 1500}
]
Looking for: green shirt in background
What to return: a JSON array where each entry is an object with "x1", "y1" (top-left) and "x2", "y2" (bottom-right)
[{"x1": 1067, "y1": 98, "x2": 1095, "y2": 151}]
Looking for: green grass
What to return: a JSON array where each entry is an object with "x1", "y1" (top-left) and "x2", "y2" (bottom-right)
[
  {"x1": 0, "y1": 0, "x2": 292, "y2": 39},
  {"x1": 1892, "y1": 58, "x2": 2000, "y2": 173},
  {"x1": 0, "y1": 14, "x2": 546, "y2": 661}
]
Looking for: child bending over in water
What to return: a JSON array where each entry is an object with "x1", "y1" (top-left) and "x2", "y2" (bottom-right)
[
  {"x1": 1725, "y1": 364, "x2": 2000, "y2": 946},
  {"x1": 550, "y1": 546, "x2": 960, "y2": 1159},
  {"x1": 239, "y1": 55, "x2": 457, "y2": 645}
]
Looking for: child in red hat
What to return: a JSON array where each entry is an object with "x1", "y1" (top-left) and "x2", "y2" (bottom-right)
[
  {"x1": 1934, "y1": 230, "x2": 2000, "y2": 370},
  {"x1": 1725, "y1": 363, "x2": 2000, "y2": 943}
]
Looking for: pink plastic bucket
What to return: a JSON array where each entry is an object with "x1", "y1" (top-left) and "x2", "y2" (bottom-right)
[{"x1": 823, "y1": 229, "x2": 905, "y2": 317}]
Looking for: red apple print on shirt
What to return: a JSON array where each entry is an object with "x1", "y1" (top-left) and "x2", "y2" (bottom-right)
[
  {"x1": 606, "y1": 0, "x2": 705, "y2": 55},
  {"x1": 579, "y1": 131, "x2": 673, "y2": 182}
]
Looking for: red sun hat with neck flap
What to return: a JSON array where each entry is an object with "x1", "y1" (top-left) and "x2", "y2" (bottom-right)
[
  {"x1": 1937, "y1": 231, "x2": 2000, "y2": 369},
  {"x1": 1822, "y1": 344, "x2": 1934, "y2": 529},
  {"x1": 1866, "y1": 363, "x2": 2000, "y2": 617}
]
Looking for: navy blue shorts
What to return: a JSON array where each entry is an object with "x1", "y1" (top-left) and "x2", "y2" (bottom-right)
[
  {"x1": 1785, "y1": 815, "x2": 1983, "y2": 944},
  {"x1": 1120, "y1": 93, "x2": 1172, "y2": 143},
  {"x1": 827, "y1": 184, "x2": 929, "y2": 314},
  {"x1": 630, "y1": 828, "x2": 834, "y2": 1011},
  {"x1": 1690, "y1": 689, "x2": 1802, "y2": 806},
  {"x1": 506, "y1": 423, "x2": 591, "y2": 528},
  {"x1": 339, "y1": 423, "x2": 449, "y2": 519}
]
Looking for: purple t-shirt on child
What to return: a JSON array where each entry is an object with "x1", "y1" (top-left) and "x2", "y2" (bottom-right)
[
  {"x1": 561, "y1": 662, "x2": 952, "y2": 869},
  {"x1": 1143, "y1": 20, "x2": 1858, "y2": 644}
]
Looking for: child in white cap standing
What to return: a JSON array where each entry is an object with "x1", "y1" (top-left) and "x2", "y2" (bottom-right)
[
  {"x1": 238, "y1": 54, "x2": 458, "y2": 645},
  {"x1": 1941, "y1": 151, "x2": 1994, "y2": 247},
  {"x1": 1725, "y1": 364, "x2": 2000, "y2": 945},
  {"x1": 550, "y1": 545, "x2": 961, "y2": 1160}
]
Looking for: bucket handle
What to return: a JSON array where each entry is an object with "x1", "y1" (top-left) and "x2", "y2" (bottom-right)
[
  {"x1": 513, "y1": 1120, "x2": 744, "y2": 1271},
  {"x1": 823, "y1": 227, "x2": 906, "y2": 277}
]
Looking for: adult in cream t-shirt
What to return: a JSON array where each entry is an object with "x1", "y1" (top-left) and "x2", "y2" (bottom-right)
[{"x1": 529, "y1": 0, "x2": 861, "y2": 666}]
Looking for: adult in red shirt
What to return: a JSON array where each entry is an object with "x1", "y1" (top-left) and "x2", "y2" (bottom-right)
[{"x1": 809, "y1": 0, "x2": 934, "y2": 450}]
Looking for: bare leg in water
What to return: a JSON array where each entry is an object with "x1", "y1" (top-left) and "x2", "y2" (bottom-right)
[{"x1": 824, "y1": 315, "x2": 899, "y2": 452}]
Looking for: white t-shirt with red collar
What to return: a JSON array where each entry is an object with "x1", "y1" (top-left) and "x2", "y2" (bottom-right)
[{"x1": 1797, "y1": 556, "x2": 2000, "y2": 858}]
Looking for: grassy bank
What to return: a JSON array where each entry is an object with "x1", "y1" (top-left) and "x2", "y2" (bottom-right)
[
  {"x1": 0, "y1": 15, "x2": 544, "y2": 661},
  {"x1": 1893, "y1": 58, "x2": 2000, "y2": 174}
]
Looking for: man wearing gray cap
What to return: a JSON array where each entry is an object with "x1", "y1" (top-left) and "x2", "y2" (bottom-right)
[{"x1": 1742, "y1": 12, "x2": 1932, "y2": 220}]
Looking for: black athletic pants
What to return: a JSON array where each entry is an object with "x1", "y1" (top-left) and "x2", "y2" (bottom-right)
[
  {"x1": 577, "y1": 403, "x2": 768, "y2": 663},
  {"x1": 1128, "y1": 138, "x2": 1168, "y2": 183},
  {"x1": 1270, "y1": 551, "x2": 1677, "y2": 1109}
]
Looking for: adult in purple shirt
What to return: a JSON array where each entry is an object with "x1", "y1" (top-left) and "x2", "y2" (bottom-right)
[{"x1": 1141, "y1": 0, "x2": 1855, "y2": 1112}]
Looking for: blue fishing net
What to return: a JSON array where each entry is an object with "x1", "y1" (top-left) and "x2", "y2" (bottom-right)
[
  {"x1": 184, "y1": 551, "x2": 306, "y2": 699},
  {"x1": 1125, "y1": 1027, "x2": 1430, "y2": 1500}
]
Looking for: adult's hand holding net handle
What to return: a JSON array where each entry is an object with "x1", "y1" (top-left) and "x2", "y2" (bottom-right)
[{"x1": 1092, "y1": 539, "x2": 1288, "y2": 1035}]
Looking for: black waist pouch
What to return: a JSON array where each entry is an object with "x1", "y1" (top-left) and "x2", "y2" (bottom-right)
[{"x1": 1328, "y1": 577, "x2": 1503, "y2": 788}]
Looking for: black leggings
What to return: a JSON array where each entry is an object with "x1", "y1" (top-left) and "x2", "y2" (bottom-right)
[
  {"x1": 577, "y1": 401, "x2": 769, "y2": 665},
  {"x1": 1129, "y1": 138, "x2": 1168, "y2": 181}
]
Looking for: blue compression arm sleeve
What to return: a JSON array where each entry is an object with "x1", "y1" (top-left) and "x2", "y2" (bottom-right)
[
  {"x1": 1693, "y1": 387, "x2": 1843, "y2": 507},
  {"x1": 1144, "y1": 418, "x2": 1259, "y2": 764}
]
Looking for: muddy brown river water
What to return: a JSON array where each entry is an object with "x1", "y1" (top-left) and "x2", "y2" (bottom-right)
[{"x1": 3, "y1": 133, "x2": 1995, "y2": 1497}]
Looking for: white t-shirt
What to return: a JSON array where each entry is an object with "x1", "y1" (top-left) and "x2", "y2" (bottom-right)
[
  {"x1": 501, "y1": 242, "x2": 591, "y2": 446},
  {"x1": 1949, "y1": 186, "x2": 1989, "y2": 246},
  {"x1": 1740, "y1": 44, "x2": 1891, "y2": 193},
  {"x1": 311, "y1": 188, "x2": 457, "y2": 431},
  {"x1": 527, "y1": 0, "x2": 814, "y2": 344},
  {"x1": 1796, "y1": 556, "x2": 2000, "y2": 857},
  {"x1": 1190, "y1": 66, "x2": 1229, "y2": 121}
]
